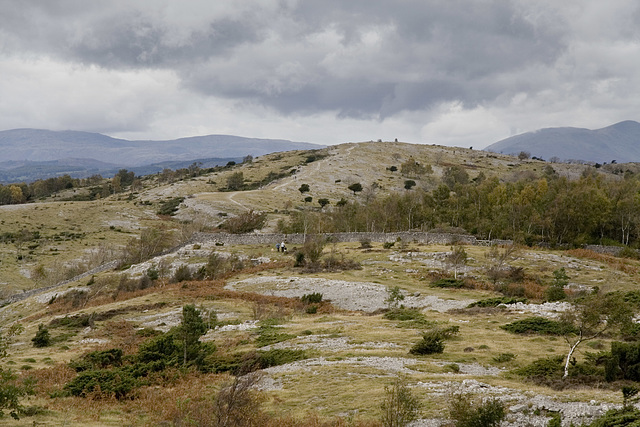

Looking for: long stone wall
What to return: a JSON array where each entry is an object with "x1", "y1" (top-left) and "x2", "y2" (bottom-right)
[{"x1": 190, "y1": 231, "x2": 513, "y2": 247}]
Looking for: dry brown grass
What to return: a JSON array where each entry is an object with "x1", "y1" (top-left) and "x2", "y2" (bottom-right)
[{"x1": 567, "y1": 248, "x2": 638, "y2": 274}]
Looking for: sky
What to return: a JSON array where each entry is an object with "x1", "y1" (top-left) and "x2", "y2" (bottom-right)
[{"x1": 1, "y1": 1, "x2": 639, "y2": 148}]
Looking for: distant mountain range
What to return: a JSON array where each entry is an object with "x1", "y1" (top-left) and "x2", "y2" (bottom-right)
[
  {"x1": 0, "y1": 129, "x2": 323, "y2": 183},
  {"x1": 485, "y1": 120, "x2": 640, "y2": 163}
]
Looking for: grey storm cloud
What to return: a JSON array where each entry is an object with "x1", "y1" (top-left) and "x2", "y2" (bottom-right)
[
  {"x1": 2, "y1": 0, "x2": 640, "y2": 146},
  {"x1": 0, "y1": 1, "x2": 575, "y2": 119}
]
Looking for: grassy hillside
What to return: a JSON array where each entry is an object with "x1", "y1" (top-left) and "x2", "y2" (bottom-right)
[{"x1": 0, "y1": 142, "x2": 639, "y2": 425}]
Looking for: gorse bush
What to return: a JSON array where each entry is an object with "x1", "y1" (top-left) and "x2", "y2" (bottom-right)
[
  {"x1": 500, "y1": 317, "x2": 578, "y2": 335},
  {"x1": 514, "y1": 356, "x2": 564, "y2": 379},
  {"x1": 410, "y1": 326, "x2": 459, "y2": 355}
]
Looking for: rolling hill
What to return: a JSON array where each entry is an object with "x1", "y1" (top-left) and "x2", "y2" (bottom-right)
[
  {"x1": 0, "y1": 141, "x2": 639, "y2": 426},
  {"x1": 0, "y1": 129, "x2": 323, "y2": 182},
  {"x1": 485, "y1": 120, "x2": 640, "y2": 163}
]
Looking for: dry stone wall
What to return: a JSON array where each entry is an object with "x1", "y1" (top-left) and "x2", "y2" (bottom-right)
[{"x1": 190, "y1": 231, "x2": 512, "y2": 247}]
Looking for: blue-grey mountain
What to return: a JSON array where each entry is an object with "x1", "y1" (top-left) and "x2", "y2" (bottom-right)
[
  {"x1": 485, "y1": 120, "x2": 640, "y2": 163},
  {"x1": 0, "y1": 129, "x2": 322, "y2": 182}
]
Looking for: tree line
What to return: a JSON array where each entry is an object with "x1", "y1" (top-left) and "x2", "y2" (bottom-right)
[{"x1": 280, "y1": 166, "x2": 640, "y2": 247}]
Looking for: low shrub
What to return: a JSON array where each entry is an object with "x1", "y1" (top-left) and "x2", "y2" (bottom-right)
[
  {"x1": 254, "y1": 325, "x2": 296, "y2": 348},
  {"x1": 410, "y1": 326, "x2": 459, "y2": 355},
  {"x1": 384, "y1": 308, "x2": 424, "y2": 321},
  {"x1": 359, "y1": 238, "x2": 372, "y2": 249},
  {"x1": 500, "y1": 317, "x2": 578, "y2": 335},
  {"x1": 584, "y1": 407, "x2": 640, "y2": 426},
  {"x1": 171, "y1": 264, "x2": 192, "y2": 283},
  {"x1": 492, "y1": 353, "x2": 516, "y2": 363},
  {"x1": 384, "y1": 308, "x2": 435, "y2": 329},
  {"x1": 514, "y1": 356, "x2": 564, "y2": 378},
  {"x1": 64, "y1": 368, "x2": 136, "y2": 399},
  {"x1": 31, "y1": 324, "x2": 51, "y2": 348},
  {"x1": 69, "y1": 349, "x2": 124, "y2": 372},
  {"x1": 449, "y1": 393, "x2": 506, "y2": 427},
  {"x1": 545, "y1": 284, "x2": 567, "y2": 302},
  {"x1": 468, "y1": 297, "x2": 527, "y2": 308},
  {"x1": 301, "y1": 293, "x2": 323, "y2": 304},
  {"x1": 208, "y1": 349, "x2": 308, "y2": 375},
  {"x1": 49, "y1": 314, "x2": 94, "y2": 329},
  {"x1": 254, "y1": 349, "x2": 307, "y2": 369},
  {"x1": 431, "y1": 278, "x2": 464, "y2": 289},
  {"x1": 157, "y1": 197, "x2": 184, "y2": 216}
]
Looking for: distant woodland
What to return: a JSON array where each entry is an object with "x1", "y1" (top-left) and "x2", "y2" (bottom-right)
[{"x1": 280, "y1": 165, "x2": 640, "y2": 248}]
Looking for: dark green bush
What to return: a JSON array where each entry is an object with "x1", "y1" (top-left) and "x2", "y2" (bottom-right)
[
  {"x1": 64, "y1": 368, "x2": 136, "y2": 399},
  {"x1": 31, "y1": 324, "x2": 51, "y2": 348},
  {"x1": 586, "y1": 407, "x2": 640, "y2": 427},
  {"x1": 255, "y1": 349, "x2": 307, "y2": 369},
  {"x1": 171, "y1": 264, "x2": 192, "y2": 283},
  {"x1": 384, "y1": 308, "x2": 435, "y2": 329},
  {"x1": 294, "y1": 251, "x2": 305, "y2": 267},
  {"x1": 605, "y1": 341, "x2": 640, "y2": 382},
  {"x1": 69, "y1": 348, "x2": 123, "y2": 372},
  {"x1": 410, "y1": 326, "x2": 459, "y2": 355},
  {"x1": 157, "y1": 197, "x2": 184, "y2": 216},
  {"x1": 500, "y1": 317, "x2": 578, "y2": 335},
  {"x1": 208, "y1": 349, "x2": 308, "y2": 375},
  {"x1": 146, "y1": 267, "x2": 159, "y2": 281},
  {"x1": 492, "y1": 353, "x2": 516, "y2": 363},
  {"x1": 384, "y1": 308, "x2": 425, "y2": 321},
  {"x1": 545, "y1": 284, "x2": 566, "y2": 302},
  {"x1": 254, "y1": 325, "x2": 296, "y2": 348},
  {"x1": 468, "y1": 297, "x2": 527, "y2": 308},
  {"x1": 301, "y1": 292, "x2": 323, "y2": 304},
  {"x1": 449, "y1": 393, "x2": 506, "y2": 427},
  {"x1": 431, "y1": 278, "x2": 464, "y2": 289},
  {"x1": 514, "y1": 356, "x2": 564, "y2": 378}
]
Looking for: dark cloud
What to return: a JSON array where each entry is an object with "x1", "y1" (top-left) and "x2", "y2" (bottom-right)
[
  {"x1": 0, "y1": 1, "x2": 570, "y2": 119},
  {"x1": 1, "y1": 1, "x2": 639, "y2": 146}
]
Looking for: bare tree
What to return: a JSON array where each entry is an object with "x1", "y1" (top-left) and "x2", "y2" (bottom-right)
[
  {"x1": 559, "y1": 292, "x2": 633, "y2": 378},
  {"x1": 446, "y1": 245, "x2": 468, "y2": 279}
]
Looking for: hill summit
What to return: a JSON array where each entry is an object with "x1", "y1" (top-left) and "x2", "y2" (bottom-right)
[{"x1": 485, "y1": 120, "x2": 640, "y2": 163}]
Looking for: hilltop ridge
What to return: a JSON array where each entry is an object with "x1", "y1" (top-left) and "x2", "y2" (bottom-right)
[{"x1": 485, "y1": 120, "x2": 640, "y2": 163}]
